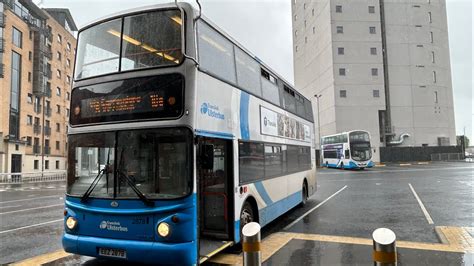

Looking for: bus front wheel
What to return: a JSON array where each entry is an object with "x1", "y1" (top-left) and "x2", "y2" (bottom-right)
[{"x1": 240, "y1": 202, "x2": 255, "y2": 233}]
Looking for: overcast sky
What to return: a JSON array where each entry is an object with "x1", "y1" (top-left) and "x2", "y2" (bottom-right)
[{"x1": 37, "y1": 0, "x2": 473, "y2": 140}]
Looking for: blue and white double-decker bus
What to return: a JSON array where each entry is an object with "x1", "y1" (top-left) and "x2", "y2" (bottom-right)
[
  {"x1": 63, "y1": 3, "x2": 317, "y2": 264},
  {"x1": 321, "y1": 130, "x2": 374, "y2": 170}
]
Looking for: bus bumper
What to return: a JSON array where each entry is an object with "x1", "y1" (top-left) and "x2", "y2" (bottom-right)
[{"x1": 63, "y1": 233, "x2": 197, "y2": 264}]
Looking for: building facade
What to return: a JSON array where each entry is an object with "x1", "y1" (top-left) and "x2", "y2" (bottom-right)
[
  {"x1": 292, "y1": 0, "x2": 456, "y2": 162},
  {"x1": 0, "y1": 0, "x2": 77, "y2": 173}
]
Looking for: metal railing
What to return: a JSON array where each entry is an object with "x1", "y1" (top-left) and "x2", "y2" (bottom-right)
[
  {"x1": 33, "y1": 145, "x2": 41, "y2": 154},
  {"x1": 0, "y1": 13, "x2": 5, "y2": 27},
  {"x1": 33, "y1": 124, "x2": 41, "y2": 134},
  {"x1": 45, "y1": 107, "x2": 52, "y2": 117},
  {"x1": 431, "y1": 153, "x2": 463, "y2": 161},
  {"x1": 44, "y1": 126, "x2": 51, "y2": 136},
  {"x1": 0, "y1": 171, "x2": 66, "y2": 184},
  {"x1": 44, "y1": 146, "x2": 51, "y2": 155}
]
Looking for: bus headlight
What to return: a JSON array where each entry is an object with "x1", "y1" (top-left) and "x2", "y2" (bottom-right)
[
  {"x1": 66, "y1": 217, "x2": 78, "y2": 230},
  {"x1": 157, "y1": 222, "x2": 170, "y2": 237}
]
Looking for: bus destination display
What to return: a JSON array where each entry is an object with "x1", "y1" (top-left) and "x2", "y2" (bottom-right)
[{"x1": 80, "y1": 91, "x2": 165, "y2": 118}]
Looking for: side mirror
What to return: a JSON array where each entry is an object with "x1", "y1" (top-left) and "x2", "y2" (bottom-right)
[{"x1": 200, "y1": 144, "x2": 214, "y2": 170}]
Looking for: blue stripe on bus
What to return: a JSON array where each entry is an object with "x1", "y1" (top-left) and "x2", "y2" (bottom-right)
[
  {"x1": 240, "y1": 92, "x2": 250, "y2": 140},
  {"x1": 254, "y1": 181, "x2": 273, "y2": 206},
  {"x1": 260, "y1": 190, "x2": 301, "y2": 227},
  {"x1": 195, "y1": 129, "x2": 234, "y2": 140}
]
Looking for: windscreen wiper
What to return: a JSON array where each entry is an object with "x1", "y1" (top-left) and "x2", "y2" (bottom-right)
[
  {"x1": 117, "y1": 171, "x2": 155, "y2": 207},
  {"x1": 81, "y1": 167, "x2": 106, "y2": 203}
]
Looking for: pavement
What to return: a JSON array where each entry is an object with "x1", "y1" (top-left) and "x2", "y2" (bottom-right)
[{"x1": 2, "y1": 162, "x2": 473, "y2": 265}]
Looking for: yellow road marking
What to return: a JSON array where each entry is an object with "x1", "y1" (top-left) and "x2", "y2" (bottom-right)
[
  {"x1": 210, "y1": 227, "x2": 473, "y2": 265},
  {"x1": 417, "y1": 162, "x2": 430, "y2": 165},
  {"x1": 400, "y1": 163, "x2": 412, "y2": 166},
  {"x1": 11, "y1": 250, "x2": 71, "y2": 266}
]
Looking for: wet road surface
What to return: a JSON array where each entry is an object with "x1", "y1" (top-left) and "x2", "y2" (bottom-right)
[{"x1": 2, "y1": 162, "x2": 473, "y2": 265}]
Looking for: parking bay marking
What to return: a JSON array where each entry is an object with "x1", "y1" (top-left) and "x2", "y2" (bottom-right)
[
  {"x1": 0, "y1": 195, "x2": 62, "y2": 204},
  {"x1": 409, "y1": 183, "x2": 434, "y2": 224},
  {"x1": 0, "y1": 203, "x2": 63, "y2": 215},
  {"x1": 284, "y1": 185, "x2": 348, "y2": 230},
  {"x1": 0, "y1": 219, "x2": 63, "y2": 235}
]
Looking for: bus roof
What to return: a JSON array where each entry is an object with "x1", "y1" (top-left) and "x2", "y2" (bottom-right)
[
  {"x1": 322, "y1": 130, "x2": 371, "y2": 139},
  {"x1": 78, "y1": 2, "x2": 312, "y2": 106}
]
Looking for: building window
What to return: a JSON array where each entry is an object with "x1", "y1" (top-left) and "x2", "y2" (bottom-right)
[
  {"x1": 338, "y1": 47, "x2": 344, "y2": 55},
  {"x1": 434, "y1": 91, "x2": 438, "y2": 103},
  {"x1": 57, "y1": 34, "x2": 62, "y2": 43},
  {"x1": 428, "y1": 12, "x2": 432, "y2": 23},
  {"x1": 295, "y1": 30, "x2": 298, "y2": 37},
  {"x1": 28, "y1": 51, "x2": 32, "y2": 61},
  {"x1": 57, "y1": 51, "x2": 61, "y2": 61},
  {"x1": 26, "y1": 136, "x2": 32, "y2": 146},
  {"x1": 304, "y1": 3, "x2": 306, "y2": 9},
  {"x1": 34, "y1": 96, "x2": 41, "y2": 113},
  {"x1": 34, "y1": 160, "x2": 39, "y2": 170},
  {"x1": 56, "y1": 160, "x2": 60, "y2": 169},
  {"x1": 56, "y1": 70, "x2": 61, "y2": 78},
  {"x1": 67, "y1": 42, "x2": 71, "y2": 51},
  {"x1": 370, "y1": 47, "x2": 377, "y2": 55},
  {"x1": 373, "y1": 90, "x2": 380, "y2": 98},
  {"x1": 369, "y1": 26, "x2": 376, "y2": 34},
  {"x1": 9, "y1": 52, "x2": 21, "y2": 139},
  {"x1": 66, "y1": 108, "x2": 70, "y2": 117},
  {"x1": 28, "y1": 72, "x2": 32, "y2": 82},
  {"x1": 45, "y1": 160, "x2": 49, "y2": 170},
  {"x1": 56, "y1": 87, "x2": 61, "y2": 96},
  {"x1": 336, "y1": 26, "x2": 344, "y2": 34},
  {"x1": 56, "y1": 104, "x2": 60, "y2": 113},
  {"x1": 433, "y1": 71, "x2": 437, "y2": 83},
  {"x1": 339, "y1": 68, "x2": 346, "y2": 76},
  {"x1": 431, "y1": 51, "x2": 435, "y2": 63},
  {"x1": 27, "y1": 93, "x2": 33, "y2": 103},
  {"x1": 312, "y1": 9, "x2": 315, "y2": 16},
  {"x1": 294, "y1": 14, "x2": 297, "y2": 21},
  {"x1": 336, "y1": 5, "x2": 342, "y2": 13},
  {"x1": 27, "y1": 115, "x2": 33, "y2": 125},
  {"x1": 305, "y1": 36, "x2": 307, "y2": 43},
  {"x1": 312, "y1": 27, "x2": 316, "y2": 34},
  {"x1": 66, "y1": 92, "x2": 70, "y2": 100},
  {"x1": 304, "y1": 20, "x2": 307, "y2": 28},
  {"x1": 371, "y1": 68, "x2": 378, "y2": 76},
  {"x1": 430, "y1": 32, "x2": 434, "y2": 43},
  {"x1": 12, "y1": 27, "x2": 22, "y2": 48},
  {"x1": 295, "y1": 46, "x2": 298, "y2": 52},
  {"x1": 340, "y1": 90, "x2": 347, "y2": 98},
  {"x1": 56, "y1": 141, "x2": 60, "y2": 150},
  {"x1": 368, "y1": 6, "x2": 375, "y2": 13},
  {"x1": 66, "y1": 59, "x2": 71, "y2": 68},
  {"x1": 56, "y1": 123, "x2": 60, "y2": 132}
]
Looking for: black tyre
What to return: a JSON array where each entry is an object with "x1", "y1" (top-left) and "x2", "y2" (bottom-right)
[
  {"x1": 340, "y1": 162, "x2": 344, "y2": 170},
  {"x1": 300, "y1": 182, "x2": 308, "y2": 207},
  {"x1": 240, "y1": 201, "x2": 255, "y2": 235}
]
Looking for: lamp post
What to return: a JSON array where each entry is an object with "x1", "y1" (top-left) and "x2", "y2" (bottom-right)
[{"x1": 314, "y1": 94, "x2": 322, "y2": 166}]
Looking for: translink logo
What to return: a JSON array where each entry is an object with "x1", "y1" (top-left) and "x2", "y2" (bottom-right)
[{"x1": 200, "y1": 102, "x2": 225, "y2": 120}]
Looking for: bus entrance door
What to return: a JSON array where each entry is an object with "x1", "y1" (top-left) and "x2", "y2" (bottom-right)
[{"x1": 197, "y1": 137, "x2": 234, "y2": 262}]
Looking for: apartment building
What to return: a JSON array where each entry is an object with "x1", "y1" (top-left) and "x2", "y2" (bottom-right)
[
  {"x1": 292, "y1": 0, "x2": 456, "y2": 161},
  {"x1": 0, "y1": 0, "x2": 77, "y2": 173}
]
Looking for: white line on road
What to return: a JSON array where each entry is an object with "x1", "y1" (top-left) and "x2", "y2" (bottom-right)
[
  {"x1": 0, "y1": 195, "x2": 61, "y2": 204},
  {"x1": 0, "y1": 203, "x2": 63, "y2": 215},
  {"x1": 284, "y1": 185, "x2": 348, "y2": 230},
  {"x1": 0, "y1": 205, "x2": 22, "y2": 209},
  {"x1": 408, "y1": 183, "x2": 434, "y2": 225},
  {"x1": 0, "y1": 219, "x2": 63, "y2": 234},
  {"x1": 319, "y1": 166, "x2": 474, "y2": 175}
]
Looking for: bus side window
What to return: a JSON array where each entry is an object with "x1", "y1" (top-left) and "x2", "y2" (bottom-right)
[{"x1": 345, "y1": 149, "x2": 350, "y2": 159}]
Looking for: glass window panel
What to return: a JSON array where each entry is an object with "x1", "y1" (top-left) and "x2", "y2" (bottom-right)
[
  {"x1": 261, "y1": 78, "x2": 280, "y2": 106},
  {"x1": 235, "y1": 48, "x2": 261, "y2": 97},
  {"x1": 198, "y1": 21, "x2": 236, "y2": 84},
  {"x1": 121, "y1": 10, "x2": 183, "y2": 71},
  {"x1": 239, "y1": 142, "x2": 264, "y2": 184},
  {"x1": 264, "y1": 145, "x2": 283, "y2": 176}
]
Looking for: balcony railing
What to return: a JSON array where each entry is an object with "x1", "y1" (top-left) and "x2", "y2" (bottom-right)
[
  {"x1": 34, "y1": 104, "x2": 41, "y2": 114},
  {"x1": 33, "y1": 145, "x2": 41, "y2": 154},
  {"x1": 44, "y1": 126, "x2": 51, "y2": 136},
  {"x1": 45, "y1": 88, "x2": 52, "y2": 98},
  {"x1": 44, "y1": 146, "x2": 51, "y2": 155},
  {"x1": 45, "y1": 69, "x2": 52, "y2": 79},
  {"x1": 0, "y1": 38, "x2": 4, "y2": 53},
  {"x1": 45, "y1": 107, "x2": 52, "y2": 117},
  {"x1": 33, "y1": 124, "x2": 41, "y2": 134}
]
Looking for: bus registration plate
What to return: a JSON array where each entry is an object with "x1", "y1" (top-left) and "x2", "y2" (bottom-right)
[{"x1": 98, "y1": 247, "x2": 126, "y2": 258}]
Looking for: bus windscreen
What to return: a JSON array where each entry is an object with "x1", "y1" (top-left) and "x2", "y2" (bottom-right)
[{"x1": 70, "y1": 74, "x2": 184, "y2": 125}]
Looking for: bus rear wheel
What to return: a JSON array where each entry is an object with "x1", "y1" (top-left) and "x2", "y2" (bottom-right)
[
  {"x1": 300, "y1": 182, "x2": 308, "y2": 206},
  {"x1": 340, "y1": 162, "x2": 344, "y2": 170}
]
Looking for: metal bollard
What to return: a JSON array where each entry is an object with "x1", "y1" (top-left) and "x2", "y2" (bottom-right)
[
  {"x1": 242, "y1": 222, "x2": 261, "y2": 266},
  {"x1": 372, "y1": 228, "x2": 397, "y2": 266}
]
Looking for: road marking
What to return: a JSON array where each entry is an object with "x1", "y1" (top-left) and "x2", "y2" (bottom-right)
[
  {"x1": 319, "y1": 166, "x2": 474, "y2": 175},
  {"x1": 400, "y1": 163, "x2": 412, "y2": 166},
  {"x1": 283, "y1": 185, "x2": 347, "y2": 230},
  {"x1": 0, "y1": 205, "x2": 22, "y2": 209},
  {"x1": 0, "y1": 195, "x2": 61, "y2": 204},
  {"x1": 408, "y1": 183, "x2": 434, "y2": 224},
  {"x1": 0, "y1": 203, "x2": 63, "y2": 215},
  {"x1": 11, "y1": 250, "x2": 71, "y2": 266},
  {"x1": 0, "y1": 219, "x2": 63, "y2": 234}
]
